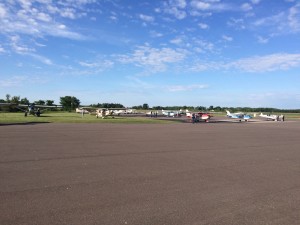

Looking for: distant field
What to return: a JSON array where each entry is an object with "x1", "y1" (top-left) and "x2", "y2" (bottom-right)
[
  {"x1": 281, "y1": 113, "x2": 300, "y2": 119},
  {"x1": 0, "y1": 112, "x2": 181, "y2": 124}
]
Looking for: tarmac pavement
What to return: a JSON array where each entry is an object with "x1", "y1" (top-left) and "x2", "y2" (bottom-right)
[{"x1": 1, "y1": 121, "x2": 300, "y2": 225}]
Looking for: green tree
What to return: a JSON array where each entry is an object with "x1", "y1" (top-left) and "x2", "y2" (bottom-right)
[
  {"x1": 60, "y1": 96, "x2": 80, "y2": 111},
  {"x1": 142, "y1": 103, "x2": 149, "y2": 110},
  {"x1": 46, "y1": 100, "x2": 54, "y2": 106},
  {"x1": 11, "y1": 96, "x2": 20, "y2": 104},
  {"x1": 34, "y1": 100, "x2": 45, "y2": 105},
  {"x1": 6, "y1": 94, "x2": 11, "y2": 103},
  {"x1": 20, "y1": 97, "x2": 30, "y2": 105}
]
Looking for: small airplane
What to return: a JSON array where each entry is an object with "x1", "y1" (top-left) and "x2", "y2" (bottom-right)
[
  {"x1": 259, "y1": 113, "x2": 279, "y2": 121},
  {"x1": 186, "y1": 110, "x2": 212, "y2": 122},
  {"x1": 226, "y1": 110, "x2": 252, "y2": 122},
  {"x1": 76, "y1": 107, "x2": 90, "y2": 114},
  {"x1": 77, "y1": 106, "x2": 131, "y2": 118},
  {"x1": 95, "y1": 108, "x2": 128, "y2": 118},
  {"x1": 0, "y1": 103, "x2": 61, "y2": 117},
  {"x1": 162, "y1": 109, "x2": 183, "y2": 117}
]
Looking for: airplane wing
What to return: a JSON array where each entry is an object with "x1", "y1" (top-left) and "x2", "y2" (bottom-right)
[
  {"x1": 0, "y1": 103, "x2": 61, "y2": 108},
  {"x1": 0, "y1": 103, "x2": 17, "y2": 106},
  {"x1": 18, "y1": 104, "x2": 62, "y2": 108}
]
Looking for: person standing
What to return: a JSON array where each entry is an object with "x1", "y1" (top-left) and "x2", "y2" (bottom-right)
[{"x1": 192, "y1": 113, "x2": 195, "y2": 124}]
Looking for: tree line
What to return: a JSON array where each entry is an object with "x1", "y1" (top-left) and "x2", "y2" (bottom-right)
[
  {"x1": 1, "y1": 94, "x2": 300, "y2": 113},
  {"x1": 132, "y1": 105, "x2": 300, "y2": 113},
  {"x1": 0, "y1": 94, "x2": 124, "y2": 112}
]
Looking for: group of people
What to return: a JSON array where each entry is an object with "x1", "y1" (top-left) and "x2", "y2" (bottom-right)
[{"x1": 148, "y1": 111, "x2": 158, "y2": 117}]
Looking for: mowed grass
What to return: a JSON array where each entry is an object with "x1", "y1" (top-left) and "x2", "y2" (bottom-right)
[
  {"x1": 282, "y1": 113, "x2": 300, "y2": 119},
  {"x1": 0, "y1": 112, "x2": 181, "y2": 124}
]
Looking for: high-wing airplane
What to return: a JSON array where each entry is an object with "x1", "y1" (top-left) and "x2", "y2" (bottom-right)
[
  {"x1": 162, "y1": 109, "x2": 183, "y2": 117},
  {"x1": 95, "y1": 108, "x2": 127, "y2": 118},
  {"x1": 76, "y1": 107, "x2": 90, "y2": 114},
  {"x1": 0, "y1": 103, "x2": 61, "y2": 117},
  {"x1": 226, "y1": 110, "x2": 252, "y2": 122},
  {"x1": 186, "y1": 110, "x2": 212, "y2": 122},
  {"x1": 77, "y1": 106, "x2": 129, "y2": 118},
  {"x1": 259, "y1": 113, "x2": 279, "y2": 121}
]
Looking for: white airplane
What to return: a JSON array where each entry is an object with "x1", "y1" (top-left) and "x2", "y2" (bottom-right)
[
  {"x1": 259, "y1": 113, "x2": 279, "y2": 121},
  {"x1": 226, "y1": 110, "x2": 252, "y2": 122},
  {"x1": 95, "y1": 108, "x2": 127, "y2": 118},
  {"x1": 124, "y1": 109, "x2": 136, "y2": 114},
  {"x1": 76, "y1": 107, "x2": 90, "y2": 114},
  {"x1": 0, "y1": 103, "x2": 61, "y2": 117},
  {"x1": 162, "y1": 109, "x2": 183, "y2": 117}
]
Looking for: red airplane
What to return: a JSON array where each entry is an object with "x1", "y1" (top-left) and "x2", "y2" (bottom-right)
[{"x1": 186, "y1": 110, "x2": 212, "y2": 122}]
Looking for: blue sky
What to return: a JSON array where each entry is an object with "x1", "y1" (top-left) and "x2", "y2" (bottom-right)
[{"x1": 0, "y1": 0, "x2": 300, "y2": 108}]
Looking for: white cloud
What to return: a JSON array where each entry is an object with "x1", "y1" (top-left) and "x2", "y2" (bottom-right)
[
  {"x1": 149, "y1": 30, "x2": 163, "y2": 38},
  {"x1": 164, "y1": 6, "x2": 187, "y2": 19},
  {"x1": 222, "y1": 35, "x2": 233, "y2": 42},
  {"x1": 0, "y1": 0, "x2": 91, "y2": 41},
  {"x1": 0, "y1": 76, "x2": 27, "y2": 87},
  {"x1": 190, "y1": 0, "x2": 233, "y2": 12},
  {"x1": 139, "y1": 14, "x2": 155, "y2": 23},
  {"x1": 119, "y1": 45, "x2": 187, "y2": 73},
  {"x1": 0, "y1": 46, "x2": 5, "y2": 53},
  {"x1": 162, "y1": 0, "x2": 187, "y2": 19},
  {"x1": 251, "y1": 0, "x2": 261, "y2": 4},
  {"x1": 227, "y1": 18, "x2": 246, "y2": 30},
  {"x1": 169, "y1": 0, "x2": 187, "y2": 9},
  {"x1": 189, "y1": 53, "x2": 300, "y2": 73},
  {"x1": 241, "y1": 3, "x2": 252, "y2": 11},
  {"x1": 59, "y1": 8, "x2": 76, "y2": 19},
  {"x1": 36, "y1": 12, "x2": 52, "y2": 22},
  {"x1": 79, "y1": 60, "x2": 114, "y2": 69},
  {"x1": 193, "y1": 39, "x2": 215, "y2": 52},
  {"x1": 0, "y1": 3, "x2": 7, "y2": 18},
  {"x1": 10, "y1": 35, "x2": 35, "y2": 54},
  {"x1": 28, "y1": 53, "x2": 53, "y2": 65},
  {"x1": 191, "y1": 1, "x2": 211, "y2": 10},
  {"x1": 256, "y1": 35, "x2": 269, "y2": 44},
  {"x1": 0, "y1": 75, "x2": 49, "y2": 88},
  {"x1": 253, "y1": 3, "x2": 300, "y2": 35},
  {"x1": 170, "y1": 37, "x2": 183, "y2": 45},
  {"x1": 198, "y1": 22, "x2": 209, "y2": 29},
  {"x1": 288, "y1": 3, "x2": 300, "y2": 32},
  {"x1": 229, "y1": 53, "x2": 300, "y2": 72},
  {"x1": 166, "y1": 84, "x2": 208, "y2": 92}
]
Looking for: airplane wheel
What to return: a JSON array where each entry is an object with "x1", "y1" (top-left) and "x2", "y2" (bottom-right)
[
  {"x1": 36, "y1": 112, "x2": 41, "y2": 117},
  {"x1": 24, "y1": 112, "x2": 27, "y2": 117}
]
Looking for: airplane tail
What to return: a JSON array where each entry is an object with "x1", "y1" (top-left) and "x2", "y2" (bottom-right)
[{"x1": 225, "y1": 110, "x2": 231, "y2": 116}]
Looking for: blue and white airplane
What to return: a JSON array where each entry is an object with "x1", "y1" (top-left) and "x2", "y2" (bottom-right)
[{"x1": 226, "y1": 110, "x2": 252, "y2": 122}]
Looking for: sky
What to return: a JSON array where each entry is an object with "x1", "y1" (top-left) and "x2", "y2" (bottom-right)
[{"x1": 0, "y1": 0, "x2": 300, "y2": 109}]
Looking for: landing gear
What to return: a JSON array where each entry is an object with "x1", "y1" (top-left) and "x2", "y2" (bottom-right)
[{"x1": 24, "y1": 112, "x2": 28, "y2": 117}]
